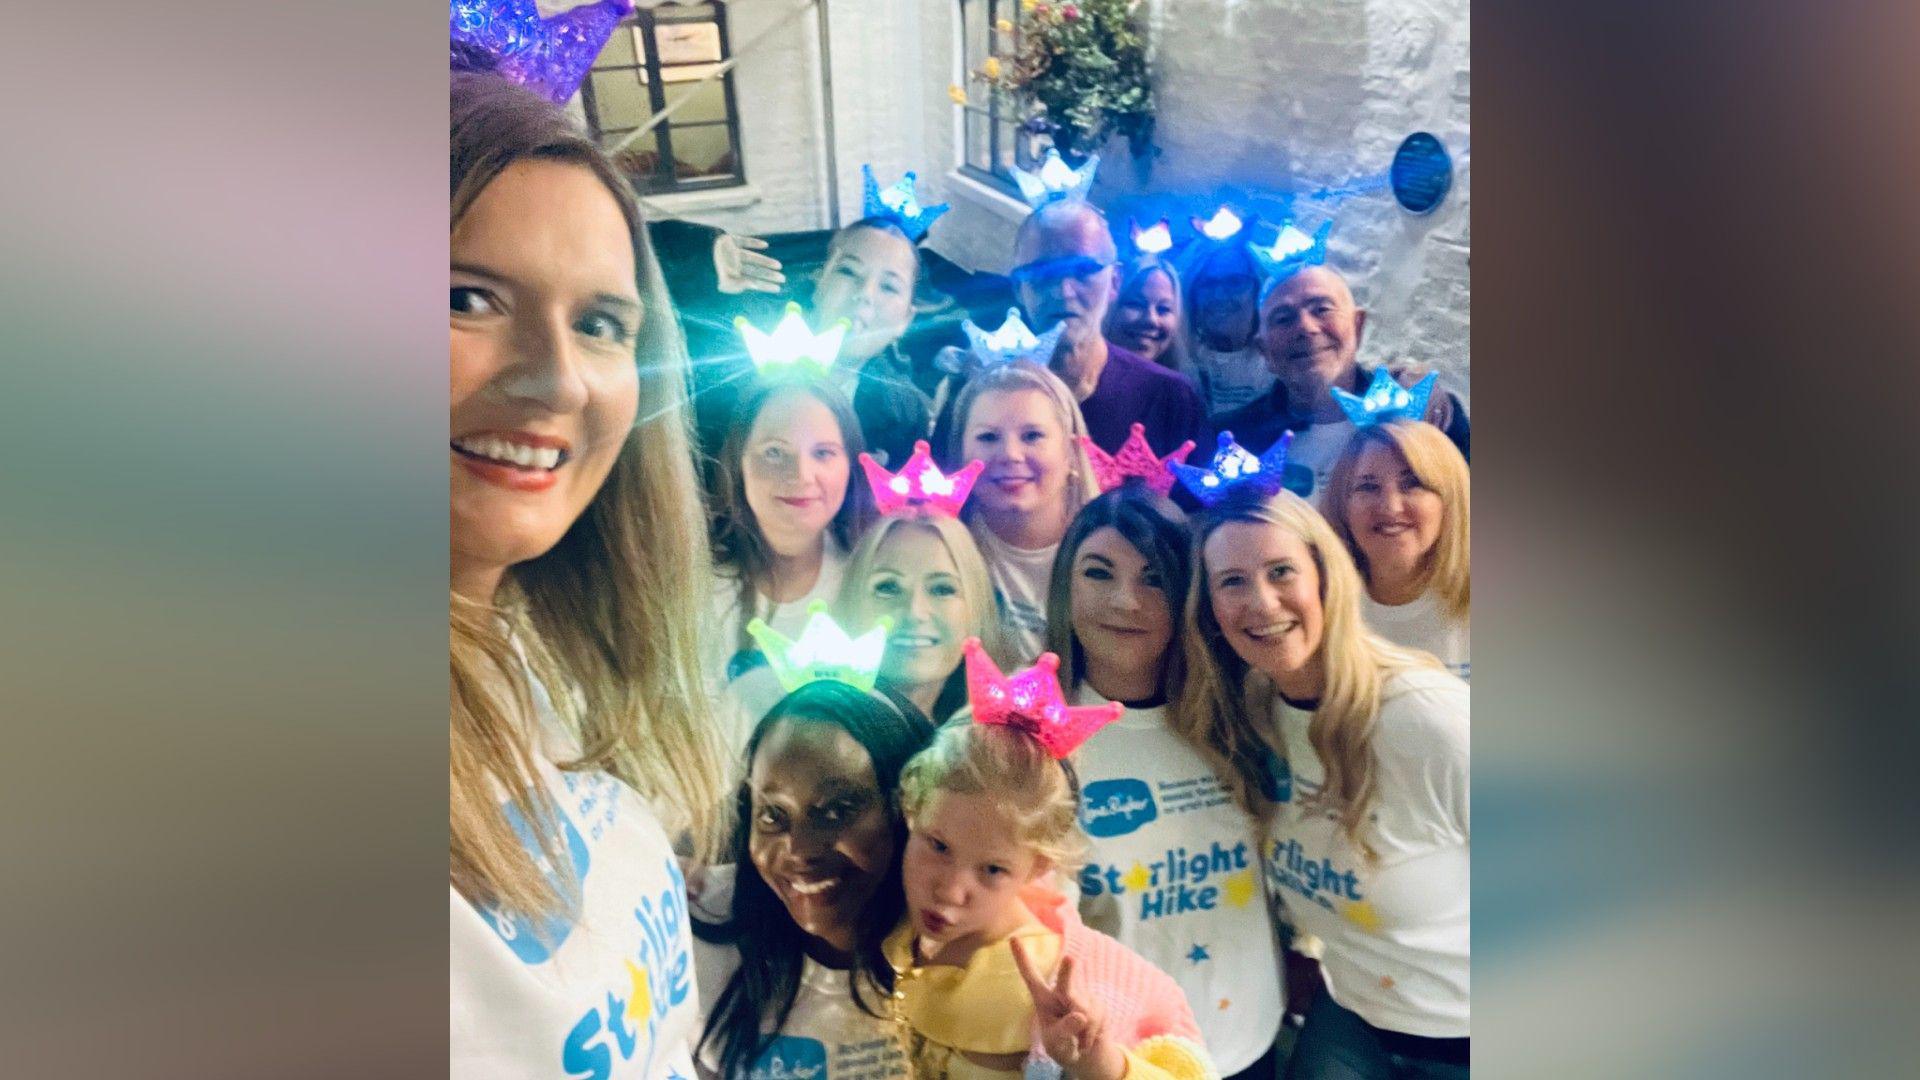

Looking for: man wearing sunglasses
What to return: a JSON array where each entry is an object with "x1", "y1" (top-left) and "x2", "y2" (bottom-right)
[{"x1": 935, "y1": 200, "x2": 1206, "y2": 463}]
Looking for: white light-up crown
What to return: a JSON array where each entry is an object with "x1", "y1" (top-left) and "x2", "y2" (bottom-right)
[
  {"x1": 734, "y1": 302, "x2": 848, "y2": 374},
  {"x1": 1009, "y1": 148, "x2": 1100, "y2": 207},
  {"x1": 746, "y1": 602, "x2": 890, "y2": 693},
  {"x1": 960, "y1": 307, "x2": 1067, "y2": 368}
]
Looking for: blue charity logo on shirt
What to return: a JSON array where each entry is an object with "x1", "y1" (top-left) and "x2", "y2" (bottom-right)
[
  {"x1": 478, "y1": 797, "x2": 591, "y2": 964},
  {"x1": 1080, "y1": 778, "x2": 1158, "y2": 838},
  {"x1": 750, "y1": 1036, "x2": 828, "y2": 1080}
]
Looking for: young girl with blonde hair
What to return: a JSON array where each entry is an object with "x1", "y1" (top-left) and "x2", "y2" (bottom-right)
[
  {"x1": 886, "y1": 644, "x2": 1217, "y2": 1080},
  {"x1": 943, "y1": 360, "x2": 1102, "y2": 663},
  {"x1": 1321, "y1": 421, "x2": 1471, "y2": 681},
  {"x1": 449, "y1": 69, "x2": 729, "y2": 1078},
  {"x1": 1175, "y1": 489, "x2": 1469, "y2": 1080}
]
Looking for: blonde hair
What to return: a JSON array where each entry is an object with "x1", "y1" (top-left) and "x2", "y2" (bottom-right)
[
  {"x1": 449, "y1": 71, "x2": 730, "y2": 919},
  {"x1": 834, "y1": 514, "x2": 1015, "y2": 671},
  {"x1": 1322, "y1": 421, "x2": 1470, "y2": 621},
  {"x1": 898, "y1": 722, "x2": 1085, "y2": 870},
  {"x1": 943, "y1": 359, "x2": 1100, "y2": 537},
  {"x1": 1172, "y1": 490, "x2": 1438, "y2": 857},
  {"x1": 1103, "y1": 255, "x2": 1192, "y2": 373}
]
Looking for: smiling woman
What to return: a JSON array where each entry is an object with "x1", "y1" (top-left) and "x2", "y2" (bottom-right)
[
  {"x1": 691, "y1": 680, "x2": 935, "y2": 1080},
  {"x1": 448, "y1": 69, "x2": 729, "y2": 1080},
  {"x1": 704, "y1": 377, "x2": 876, "y2": 745},
  {"x1": 1174, "y1": 490, "x2": 1470, "y2": 1079}
]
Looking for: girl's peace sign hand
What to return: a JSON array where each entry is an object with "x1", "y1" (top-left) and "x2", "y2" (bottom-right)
[{"x1": 1009, "y1": 936, "x2": 1129, "y2": 1080}]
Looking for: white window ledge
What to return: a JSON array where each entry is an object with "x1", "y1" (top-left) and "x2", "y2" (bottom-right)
[
  {"x1": 943, "y1": 169, "x2": 1031, "y2": 225},
  {"x1": 639, "y1": 183, "x2": 763, "y2": 216}
]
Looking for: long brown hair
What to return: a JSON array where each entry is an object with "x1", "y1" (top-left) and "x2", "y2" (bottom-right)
[
  {"x1": 708, "y1": 376, "x2": 875, "y2": 653},
  {"x1": 450, "y1": 70, "x2": 729, "y2": 918},
  {"x1": 1044, "y1": 485, "x2": 1192, "y2": 698}
]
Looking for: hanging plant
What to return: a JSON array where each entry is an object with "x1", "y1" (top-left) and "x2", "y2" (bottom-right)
[{"x1": 973, "y1": 0, "x2": 1155, "y2": 164}]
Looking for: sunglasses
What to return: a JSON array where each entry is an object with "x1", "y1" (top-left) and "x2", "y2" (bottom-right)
[{"x1": 1008, "y1": 255, "x2": 1116, "y2": 287}]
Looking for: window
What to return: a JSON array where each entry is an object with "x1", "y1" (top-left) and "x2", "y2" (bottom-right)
[
  {"x1": 957, "y1": 0, "x2": 1037, "y2": 194},
  {"x1": 582, "y1": 2, "x2": 744, "y2": 194}
]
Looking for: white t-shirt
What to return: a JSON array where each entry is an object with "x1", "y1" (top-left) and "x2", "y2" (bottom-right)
[
  {"x1": 1362, "y1": 590, "x2": 1471, "y2": 683},
  {"x1": 1259, "y1": 668, "x2": 1470, "y2": 1038},
  {"x1": 690, "y1": 867, "x2": 909, "y2": 1080},
  {"x1": 706, "y1": 542, "x2": 850, "y2": 752},
  {"x1": 451, "y1": 661, "x2": 702, "y2": 1080},
  {"x1": 974, "y1": 526, "x2": 1057, "y2": 665},
  {"x1": 1071, "y1": 688, "x2": 1285, "y2": 1073},
  {"x1": 1192, "y1": 343, "x2": 1275, "y2": 417},
  {"x1": 1282, "y1": 419, "x2": 1358, "y2": 507}
]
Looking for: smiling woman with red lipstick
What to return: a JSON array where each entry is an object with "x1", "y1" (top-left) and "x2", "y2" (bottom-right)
[
  {"x1": 1044, "y1": 486, "x2": 1288, "y2": 1080},
  {"x1": 1322, "y1": 422, "x2": 1471, "y2": 682},
  {"x1": 1177, "y1": 489, "x2": 1470, "y2": 1080},
  {"x1": 448, "y1": 70, "x2": 729, "y2": 1080},
  {"x1": 706, "y1": 378, "x2": 875, "y2": 743},
  {"x1": 945, "y1": 360, "x2": 1101, "y2": 664},
  {"x1": 691, "y1": 680, "x2": 933, "y2": 1080}
]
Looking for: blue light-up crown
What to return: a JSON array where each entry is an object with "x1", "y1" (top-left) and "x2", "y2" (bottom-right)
[
  {"x1": 1129, "y1": 217, "x2": 1173, "y2": 255},
  {"x1": 449, "y1": 0, "x2": 632, "y2": 104},
  {"x1": 1193, "y1": 206, "x2": 1245, "y2": 241},
  {"x1": 960, "y1": 307, "x2": 1067, "y2": 368},
  {"x1": 1009, "y1": 148, "x2": 1100, "y2": 208},
  {"x1": 734, "y1": 302, "x2": 848, "y2": 375},
  {"x1": 745, "y1": 603, "x2": 890, "y2": 693},
  {"x1": 1168, "y1": 430, "x2": 1296, "y2": 506},
  {"x1": 1248, "y1": 220, "x2": 1333, "y2": 280},
  {"x1": 861, "y1": 165, "x2": 948, "y2": 241},
  {"x1": 1332, "y1": 368, "x2": 1438, "y2": 427}
]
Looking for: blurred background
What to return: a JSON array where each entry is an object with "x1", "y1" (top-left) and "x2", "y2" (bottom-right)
[{"x1": 1, "y1": 0, "x2": 1918, "y2": 1076}]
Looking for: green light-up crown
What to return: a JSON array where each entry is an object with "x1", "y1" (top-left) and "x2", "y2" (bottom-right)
[
  {"x1": 734, "y1": 302, "x2": 849, "y2": 375},
  {"x1": 745, "y1": 602, "x2": 890, "y2": 692}
]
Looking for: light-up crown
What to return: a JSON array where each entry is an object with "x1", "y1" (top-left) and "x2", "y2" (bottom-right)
[
  {"x1": 1129, "y1": 217, "x2": 1173, "y2": 255},
  {"x1": 963, "y1": 639, "x2": 1124, "y2": 759},
  {"x1": 450, "y1": 0, "x2": 632, "y2": 104},
  {"x1": 1332, "y1": 368, "x2": 1437, "y2": 427},
  {"x1": 1081, "y1": 422, "x2": 1196, "y2": 498},
  {"x1": 859, "y1": 440, "x2": 985, "y2": 518},
  {"x1": 1248, "y1": 220, "x2": 1333, "y2": 280},
  {"x1": 1193, "y1": 206, "x2": 1245, "y2": 241},
  {"x1": 734, "y1": 302, "x2": 848, "y2": 374},
  {"x1": 861, "y1": 165, "x2": 949, "y2": 241},
  {"x1": 1168, "y1": 430, "x2": 1296, "y2": 506},
  {"x1": 746, "y1": 602, "x2": 890, "y2": 693},
  {"x1": 960, "y1": 307, "x2": 1067, "y2": 368},
  {"x1": 1009, "y1": 148, "x2": 1100, "y2": 207}
]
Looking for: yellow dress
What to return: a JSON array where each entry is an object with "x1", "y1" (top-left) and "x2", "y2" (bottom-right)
[{"x1": 880, "y1": 920, "x2": 1215, "y2": 1080}]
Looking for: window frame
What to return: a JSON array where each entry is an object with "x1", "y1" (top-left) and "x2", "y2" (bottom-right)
[
  {"x1": 956, "y1": 0, "x2": 1035, "y2": 196},
  {"x1": 581, "y1": 2, "x2": 746, "y2": 195}
]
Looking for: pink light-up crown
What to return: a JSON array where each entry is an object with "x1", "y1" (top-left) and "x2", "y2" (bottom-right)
[
  {"x1": 1080, "y1": 422, "x2": 1196, "y2": 498},
  {"x1": 858, "y1": 440, "x2": 985, "y2": 518},
  {"x1": 963, "y1": 639, "x2": 1124, "y2": 759}
]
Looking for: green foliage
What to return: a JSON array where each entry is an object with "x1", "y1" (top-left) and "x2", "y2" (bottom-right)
[{"x1": 988, "y1": 0, "x2": 1156, "y2": 162}]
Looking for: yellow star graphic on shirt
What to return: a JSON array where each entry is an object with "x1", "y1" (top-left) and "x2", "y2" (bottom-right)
[
  {"x1": 1122, "y1": 862, "x2": 1153, "y2": 892},
  {"x1": 1221, "y1": 869, "x2": 1256, "y2": 908},
  {"x1": 625, "y1": 960, "x2": 652, "y2": 1022},
  {"x1": 1343, "y1": 900, "x2": 1381, "y2": 932}
]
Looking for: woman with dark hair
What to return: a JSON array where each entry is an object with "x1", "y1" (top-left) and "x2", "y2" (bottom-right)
[
  {"x1": 691, "y1": 680, "x2": 936, "y2": 1080},
  {"x1": 448, "y1": 68, "x2": 729, "y2": 1078},
  {"x1": 705, "y1": 377, "x2": 876, "y2": 745},
  {"x1": 808, "y1": 215, "x2": 935, "y2": 468},
  {"x1": 1046, "y1": 485, "x2": 1288, "y2": 1080}
]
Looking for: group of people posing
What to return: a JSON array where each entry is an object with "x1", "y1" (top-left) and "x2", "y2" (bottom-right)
[{"x1": 450, "y1": 64, "x2": 1469, "y2": 1080}]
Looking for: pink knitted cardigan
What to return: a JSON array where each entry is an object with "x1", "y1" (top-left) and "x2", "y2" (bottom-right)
[{"x1": 1018, "y1": 884, "x2": 1213, "y2": 1078}]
